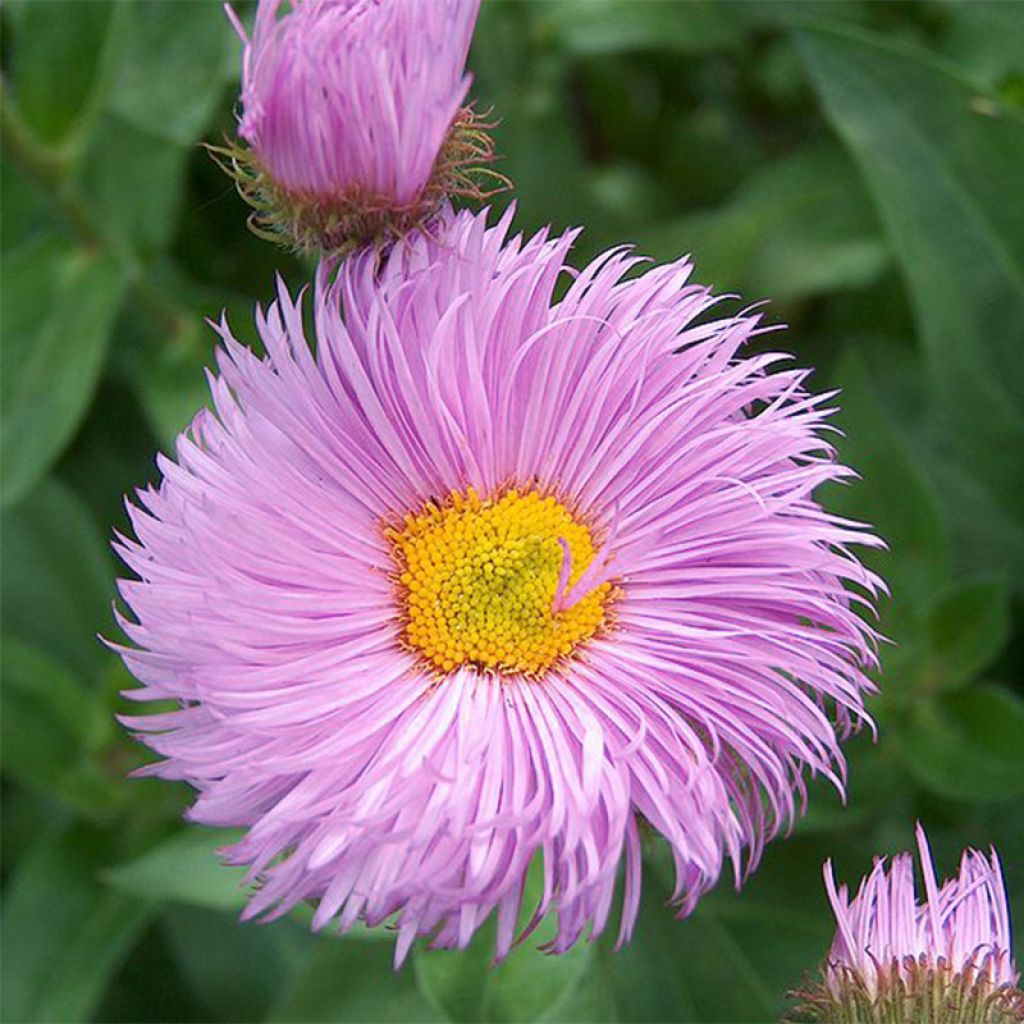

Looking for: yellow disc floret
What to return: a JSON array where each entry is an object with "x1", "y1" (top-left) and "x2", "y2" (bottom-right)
[{"x1": 388, "y1": 487, "x2": 612, "y2": 677}]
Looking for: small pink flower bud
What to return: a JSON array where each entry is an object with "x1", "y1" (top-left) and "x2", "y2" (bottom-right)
[
  {"x1": 215, "y1": 0, "x2": 504, "y2": 254},
  {"x1": 790, "y1": 825, "x2": 1024, "y2": 1023}
]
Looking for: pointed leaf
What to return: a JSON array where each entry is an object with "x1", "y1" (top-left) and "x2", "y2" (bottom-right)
[
  {"x1": 1, "y1": 235, "x2": 128, "y2": 506},
  {"x1": 0, "y1": 637, "x2": 119, "y2": 812},
  {"x1": 926, "y1": 576, "x2": 1011, "y2": 690},
  {"x1": 902, "y1": 685, "x2": 1024, "y2": 802},
  {"x1": 1, "y1": 825, "x2": 154, "y2": 1023},
  {"x1": 10, "y1": 0, "x2": 121, "y2": 146},
  {"x1": 797, "y1": 22, "x2": 1024, "y2": 526},
  {"x1": 0, "y1": 477, "x2": 114, "y2": 678},
  {"x1": 269, "y1": 941, "x2": 442, "y2": 1023},
  {"x1": 103, "y1": 827, "x2": 251, "y2": 911}
]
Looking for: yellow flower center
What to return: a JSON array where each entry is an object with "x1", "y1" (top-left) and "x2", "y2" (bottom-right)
[{"x1": 388, "y1": 487, "x2": 613, "y2": 677}]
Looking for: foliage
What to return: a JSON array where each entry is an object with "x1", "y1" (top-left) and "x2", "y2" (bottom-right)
[{"x1": 2, "y1": 1, "x2": 1023, "y2": 1021}]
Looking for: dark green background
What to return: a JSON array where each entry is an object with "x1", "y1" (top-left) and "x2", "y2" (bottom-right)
[{"x1": 2, "y1": 1, "x2": 1023, "y2": 1021}]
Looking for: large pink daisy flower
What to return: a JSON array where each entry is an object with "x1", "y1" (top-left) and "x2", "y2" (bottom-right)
[
  {"x1": 220, "y1": 0, "x2": 497, "y2": 252},
  {"x1": 116, "y1": 207, "x2": 882, "y2": 963},
  {"x1": 791, "y1": 825, "x2": 1022, "y2": 1022}
]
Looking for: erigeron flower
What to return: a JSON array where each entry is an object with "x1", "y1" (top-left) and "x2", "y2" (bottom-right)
[{"x1": 115, "y1": 207, "x2": 882, "y2": 964}]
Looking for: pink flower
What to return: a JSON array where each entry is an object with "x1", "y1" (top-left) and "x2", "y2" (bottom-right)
[
  {"x1": 791, "y1": 824, "x2": 1022, "y2": 1021},
  {"x1": 220, "y1": 0, "x2": 498, "y2": 252},
  {"x1": 115, "y1": 208, "x2": 882, "y2": 964}
]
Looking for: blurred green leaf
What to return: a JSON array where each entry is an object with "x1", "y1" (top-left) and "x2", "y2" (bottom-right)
[
  {"x1": 925, "y1": 576, "x2": 1011, "y2": 691},
  {"x1": 1, "y1": 824, "x2": 155, "y2": 1023},
  {"x1": 415, "y1": 926, "x2": 493, "y2": 1023},
  {"x1": 1, "y1": 233, "x2": 128, "y2": 507},
  {"x1": 588, "y1": 162, "x2": 675, "y2": 234},
  {"x1": 797, "y1": 22, "x2": 1024, "y2": 527},
  {"x1": 76, "y1": 0, "x2": 238, "y2": 257},
  {"x1": 414, "y1": 861, "x2": 595, "y2": 1024},
  {"x1": 606, "y1": 885, "x2": 697, "y2": 1023},
  {"x1": 941, "y1": 1, "x2": 1024, "y2": 90},
  {"x1": 9, "y1": 0, "x2": 122, "y2": 147},
  {"x1": 724, "y1": 0, "x2": 878, "y2": 34},
  {"x1": 902, "y1": 685, "x2": 1024, "y2": 802},
  {"x1": 269, "y1": 940, "x2": 443, "y2": 1023},
  {"x1": 484, "y1": 930, "x2": 592, "y2": 1024},
  {"x1": 925, "y1": 448, "x2": 1024, "y2": 584},
  {"x1": 472, "y1": 3, "x2": 594, "y2": 238},
  {"x1": 795, "y1": 737, "x2": 904, "y2": 837},
  {"x1": 826, "y1": 348, "x2": 949, "y2": 613},
  {"x1": 0, "y1": 152, "x2": 53, "y2": 250},
  {"x1": 639, "y1": 144, "x2": 889, "y2": 303},
  {"x1": 613, "y1": 842, "x2": 833, "y2": 1024},
  {"x1": 543, "y1": 0, "x2": 741, "y2": 56},
  {"x1": 121, "y1": 267, "x2": 259, "y2": 447},
  {"x1": 104, "y1": 823, "x2": 394, "y2": 937},
  {"x1": 163, "y1": 906, "x2": 312, "y2": 1023},
  {"x1": 664, "y1": 914, "x2": 781, "y2": 1022},
  {"x1": 542, "y1": 950, "x2": 619, "y2": 1022},
  {"x1": 0, "y1": 477, "x2": 114, "y2": 679},
  {"x1": 0, "y1": 637, "x2": 119, "y2": 813},
  {"x1": 108, "y1": 0, "x2": 236, "y2": 147},
  {"x1": 103, "y1": 827, "x2": 251, "y2": 911},
  {"x1": 58, "y1": 371, "x2": 163, "y2": 532},
  {"x1": 131, "y1": 317, "x2": 215, "y2": 447},
  {"x1": 76, "y1": 113, "x2": 190, "y2": 256}
]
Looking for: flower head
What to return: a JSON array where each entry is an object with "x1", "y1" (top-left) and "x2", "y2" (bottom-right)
[
  {"x1": 115, "y1": 208, "x2": 882, "y2": 964},
  {"x1": 791, "y1": 824, "x2": 1023, "y2": 1023},
  {"x1": 217, "y1": 0, "x2": 499, "y2": 253}
]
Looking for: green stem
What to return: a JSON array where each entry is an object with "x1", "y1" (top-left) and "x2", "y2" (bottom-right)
[{"x1": 0, "y1": 78, "x2": 190, "y2": 343}]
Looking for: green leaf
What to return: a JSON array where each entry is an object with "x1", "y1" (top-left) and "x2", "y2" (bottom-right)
[
  {"x1": 925, "y1": 447, "x2": 1024, "y2": 584},
  {"x1": 638, "y1": 144, "x2": 890, "y2": 303},
  {"x1": 663, "y1": 914, "x2": 781, "y2": 1022},
  {"x1": 104, "y1": 825, "x2": 393, "y2": 937},
  {"x1": 902, "y1": 685, "x2": 1024, "y2": 802},
  {"x1": 107, "y1": 0, "x2": 237, "y2": 147},
  {"x1": 103, "y1": 827, "x2": 251, "y2": 911},
  {"x1": 414, "y1": 925, "x2": 494, "y2": 1023},
  {"x1": 796, "y1": 22, "x2": 1024, "y2": 526},
  {"x1": 926, "y1": 576, "x2": 1011, "y2": 690},
  {"x1": 71, "y1": 0, "x2": 237, "y2": 257},
  {"x1": 606, "y1": 886, "x2": 698, "y2": 1023},
  {"x1": 131, "y1": 317, "x2": 215, "y2": 447},
  {"x1": 269, "y1": 941, "x2": 443, "y2": 1023},
  {"x1": 941, "y1": 1, "x2": 1024, "y2": 90},
  {"x1": 471, "y1": 3, "x2": 594, "y2": 238},
  {"x1": 0, "y1": 477, "x2": 114, "y2": 679},
  {"x1": 484, "y1": 929, "x2": 592, "y2": 1024},
  {"x1": 414, "y1": 861, "x2": 594, "y2": 1024},
  {"x1": 9, "y1": 0, "x2": 123, "y2": 147},
  {"x1": 163, "y1": 906, "x2": 313, "y2": 1023},
  {"x1": 0, "y1": 636, "x2": 119, "y2": 813},
  {"x1": 540, "y1": 949, "x2": 619, "y2": 1022},
  {"x1": 122, "y1": 271, "x2": 258, "y2": 447},
  {"x1": 76, "y1": 113, "x2": 190, "y2": 256},
  {"x1": 825, "y1": 348, "x2": 950, "y2": 614},
  {"x1": 614, "y1": 841, "x2": 834, "y2": 1024},
  {"x1": 1, "y1": 234, "x2": 128, "y2": 507},
  {"x1": 543, "y1": 0, "x2": 741, "y2": 56},
  {"x1": 1, "y1": 824, "x2": 155, "y2": 1023},
  {"x1": 0, "y1": 152, "x2": 53, "y2": 251}
]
